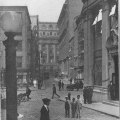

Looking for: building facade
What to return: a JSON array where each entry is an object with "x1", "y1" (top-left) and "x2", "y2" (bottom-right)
[
  {"x1": 76, "y1": 0, "x2": 118, "y2": 101},
  {"x1": 57, "y1": 0, "x2": 83, "y2": 78},
  {"x1": 0, "y1": 6, "x2": 31, "y2": 86},
  {"x1": 38, "y1": 22, "x2": 59, "y2": 78}
]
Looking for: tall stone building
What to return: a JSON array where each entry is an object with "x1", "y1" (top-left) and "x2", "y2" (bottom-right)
[
  {"x1": 57, "y1": 0, "x2": 83, "y2": 78},
  {"x1": 76, "y1": 0, "x2": 118, "y2": 101},
  {"x1": 38, "y1": 22, "x2": 59, "y2": 78},
  {"x1": 0, "y1": 6, "x2": 31, "y2": 85}
]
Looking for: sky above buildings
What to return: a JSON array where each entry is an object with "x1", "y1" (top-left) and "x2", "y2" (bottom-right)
[{"x1": 0, "y1": 0, "x2": 65, "y2": 22}]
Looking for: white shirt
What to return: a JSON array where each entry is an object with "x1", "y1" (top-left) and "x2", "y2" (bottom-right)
[{"x1": 44, "y1": 104, "x2": 48, "y2": 111}]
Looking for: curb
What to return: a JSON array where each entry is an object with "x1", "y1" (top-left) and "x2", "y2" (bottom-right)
[{"x1": 58, "y1": 98, "x2": 119, "y2": 118}]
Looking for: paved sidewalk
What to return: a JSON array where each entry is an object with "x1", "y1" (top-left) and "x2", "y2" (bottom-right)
[{"x1": 59, "y1": 93, "x2": 119, "y2": 118}]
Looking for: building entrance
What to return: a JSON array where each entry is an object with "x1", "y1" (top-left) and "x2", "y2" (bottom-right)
[{"x1": 112, "y1": 55, "x2": 119, "y2": 100}]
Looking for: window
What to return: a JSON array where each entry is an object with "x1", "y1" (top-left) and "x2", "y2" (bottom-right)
[
  {"x1": 16, "y1": 41, "x2": 22, "y2": 51},
  {"x1": 54, "y1": 32, "x2": 57, "y2": 36},
  {"x1": 49, "y1": 24, "x2": 53, "y2": 29},
  {"x1": 16, "y1": 56, "x2": 22, "y2": 68},
  {"x1": 43, "y1": 32, "x2": 45, "y2": 36},
  {"x1": 50, "y1": 32, "x2": 52, "y2": 36}
]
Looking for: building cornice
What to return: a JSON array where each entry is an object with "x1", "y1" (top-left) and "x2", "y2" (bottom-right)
[{"x1": 57, "y1": 2, "x2": 68, "y2": 26}]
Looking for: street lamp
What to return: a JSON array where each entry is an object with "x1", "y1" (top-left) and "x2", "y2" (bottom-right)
[{"x1": 0, "y1": 11, "x2": 22, "y2": 120}]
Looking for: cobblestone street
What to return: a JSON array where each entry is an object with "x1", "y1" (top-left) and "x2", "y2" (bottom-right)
[
  {"x1": 2, "y1": 79, "x2": 118, "y2": 120},
  {"x1": 1, "y1": 78, "x2": 119, "y2": 120}
]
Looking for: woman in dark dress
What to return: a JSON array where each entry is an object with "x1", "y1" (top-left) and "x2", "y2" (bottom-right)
[{"x1": 40, "y1": 98, "x2": 51, "y2": 120}]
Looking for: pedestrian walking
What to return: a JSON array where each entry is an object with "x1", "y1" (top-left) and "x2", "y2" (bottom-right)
[
  {"x1": 26, "y1": 86, "x2": 31, "y2": 100},
  {"x1": 52, "y1": 84, "x2": 60, "y2": 99},
  {"x1": 71, "y1": 98, "x2": 76, "y2": 118},
  {"x1": 40, "y1": 98, "x2": 51, "y2": 120},
  {"x1": 61, "y1": 81, "x2": 64, "y2": 90},
  {"x1": 65, "y1": 97, "x2": 70, "y2": 118},
  {"x1": 75, "y1": 95, "x2": 82, "y2": 119},
  {"x1": 58, "y1": 80, "x2": 61, "y2": 91}
]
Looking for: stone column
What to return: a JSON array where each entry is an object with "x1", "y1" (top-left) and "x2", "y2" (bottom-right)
[
  {"x1": 3, "y1": 32, "x2": 18, "y2": 120},
  {"x1": 102, "y1": 0, "x2": 110, "y2": 87},
  {"x1": 46, "y1": 44, "x2": 49, "y2": 63},
  {"x1": 87, "y1": 10, "x2": 94, "y2": 86},
  {"x1": 53, "y1": 45, "x2": 56, "y2": 63},
  {"x1": 83, "y1": 10, "x2": 94, "y2": 86},
  {"x1": 83, "y1": 15, "x2": 89, "y2": 86}
]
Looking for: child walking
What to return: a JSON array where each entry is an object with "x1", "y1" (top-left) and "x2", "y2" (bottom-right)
[
  {"x1": 71, "y1": 98, "x2": 76, "y2": 118},
  {"x1": 65, "y1": 97, "x2": 70, "y2": 118},
  {"x1": 75, "y1": 95, "x2": 82, "y2": 119}
]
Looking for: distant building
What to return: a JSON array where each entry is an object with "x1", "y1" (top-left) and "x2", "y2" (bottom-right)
[
  {"x1": 38, "y1": 22, "x2": 59, "y2": 77},
  {"x1": 0, "y1": 6, "x2": 31, "y2": 85},
  {"x1": 57, "y1": 0, "x2": 83, "y2": 78}
]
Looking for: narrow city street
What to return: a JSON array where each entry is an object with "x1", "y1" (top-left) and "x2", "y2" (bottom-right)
[{"x1": 4, "y1": 78, "x2": 117, "y2": 120}]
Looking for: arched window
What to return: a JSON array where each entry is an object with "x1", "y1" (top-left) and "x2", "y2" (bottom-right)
[
  {"x1": 49, "y1": 24, "x2": 53, "y2": 29},
  {"x1": 50, "y1": 32, "x2": 52, "y2": 36}
]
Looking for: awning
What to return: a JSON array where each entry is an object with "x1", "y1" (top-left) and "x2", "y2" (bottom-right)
[
  {"x1": 92, "y1": 9, "x2": 102, "y2": 25},
  {"x1": 109, "y1": 5, "x2": 116, "y2": 16}
]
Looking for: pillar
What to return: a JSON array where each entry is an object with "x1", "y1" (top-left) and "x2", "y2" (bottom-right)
[
  {"x1": 83, "y1": 15, "x2": 89, "y2": 86},
  {"x1": 3, "y1": 32, "x2": 18, "y2": 120},
  {"x1": 46, "y1": 44, "x2": 49, "y2": 63},
  {"x1": 102, "y1": 0, "x2": 110, "y2": 87},
  {"x1": 53, "y1": 44, "x2": 56, "y2": 63},
  {"x1": 84, "y1": 10, "x2": 94, "y2": 86},
  {"x1": 87, "y1": 10, "x2": 94, "y2": 86}
]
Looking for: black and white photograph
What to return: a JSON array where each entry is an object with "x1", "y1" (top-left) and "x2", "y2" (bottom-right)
[{"x1": 0, "y1": 0, "x2": 119, "y2": 120}]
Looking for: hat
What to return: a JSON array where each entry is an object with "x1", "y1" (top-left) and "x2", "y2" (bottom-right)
[{"x1": 42, "y1": 98, "x2": 51, "y2": 104}]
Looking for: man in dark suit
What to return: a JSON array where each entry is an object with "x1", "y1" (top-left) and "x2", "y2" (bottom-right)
[
  {"x1": 40, "y1": 98, "x2": 51, "y2": 120},
  {"x1": 52, "y1": 84, "x2": 60, "y2": 99}
]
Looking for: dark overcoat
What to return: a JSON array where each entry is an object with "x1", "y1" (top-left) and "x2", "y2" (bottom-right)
[{"x1": 40, "y1": 106, "x2": 50, "y2": 120}]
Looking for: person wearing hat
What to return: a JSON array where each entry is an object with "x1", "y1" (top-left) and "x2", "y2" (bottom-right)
[{"x1": 40, "y1": 98, "x2": 51, "y2": 120}]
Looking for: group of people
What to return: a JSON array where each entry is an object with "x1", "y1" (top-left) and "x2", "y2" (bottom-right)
[
  {"x1": 40, "y1": 95, "x2": 82, "y2": 120},
  {"x1": 58, "y1": 80, "x2": 64, "y2": 91},
  {"x1": 65, "y1": 95, "x2": 82, "y2": 119}
]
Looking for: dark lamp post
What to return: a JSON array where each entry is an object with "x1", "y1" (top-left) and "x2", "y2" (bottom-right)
[{"x1": 0, "y1": 11, "x2": 22, "y2": 120}]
